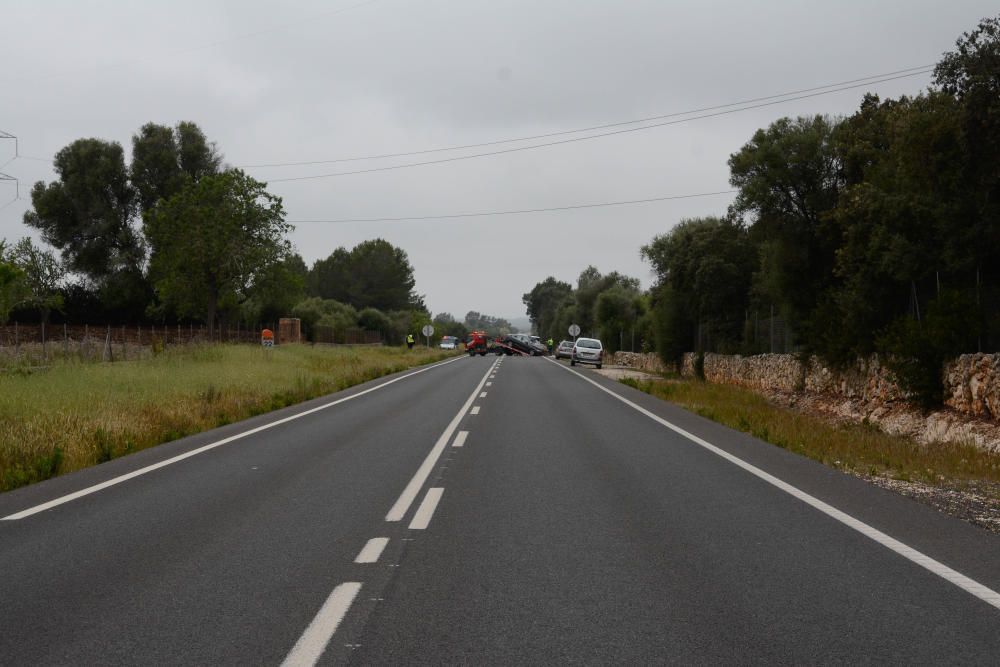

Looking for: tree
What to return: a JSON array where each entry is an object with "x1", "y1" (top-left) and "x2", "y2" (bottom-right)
[
  {"x1": 347, "y1": 239, "x2": 420, "y2": 311},
  {"x1": 0, "y1": 242, "x2": 28, "y2": 324},
  {"x1": 308, "y1": 247, "x2": 352, "y2": 301},
  {"x1": 9, "y1": 238, "x2": 64, "y2": 323},
  {"x1": 728, "y1": 115, "x2": 842, "y2": 336},
  {"x1": 145, "y1": 170, "x2": 291, "y2": 334},
  {"x1": 241, "y1": 253, "x2": 307, "y2": 326},
  {"x1": 641, "y1": 217, "x2": 756, "y2": 358},
  {"x1": 24, "y1": 138, "x2": 144, "y2": 281},
  {"x1": 574, "y1": 266, "x2": 640, "y2": 336},
  {"x1": 522, "y1": 277, "x2": 573, "y2": 340}
]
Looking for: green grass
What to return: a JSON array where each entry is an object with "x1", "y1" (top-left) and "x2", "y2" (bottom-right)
[
  {"x1": 621, "y1": 377, "x2": 1000, "y2": 490},
  {"x1": 0, "y1": 344, "x2": 456, "y2": 492}
]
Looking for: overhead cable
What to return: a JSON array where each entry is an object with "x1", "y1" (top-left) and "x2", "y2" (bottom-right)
[
  {"x1": 287, "y1": 189, "x2": 737, "y2": 224},
  {"x1": 268, "y1": 69, "x2": 932, "y2": 183},
  {"x1": 242, "y1": 64, "x2": 931, "y2": 169}
]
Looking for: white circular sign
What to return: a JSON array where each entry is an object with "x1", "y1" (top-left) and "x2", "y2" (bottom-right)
[
  {"x1": 568, "y1": 324, "x2": 581, "y2": 337},
  {"x1": 421, "y1": 324, "x2": 435, "y2": 337}
]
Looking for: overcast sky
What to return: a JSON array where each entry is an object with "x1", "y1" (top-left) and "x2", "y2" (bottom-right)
[{"x1": 1, "y1": 0, "x2": 995, "y2": 324}]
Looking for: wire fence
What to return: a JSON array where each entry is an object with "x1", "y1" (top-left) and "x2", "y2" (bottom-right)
[{"x1": 0, "y1": 322, "x2": 270, "y2": 365}]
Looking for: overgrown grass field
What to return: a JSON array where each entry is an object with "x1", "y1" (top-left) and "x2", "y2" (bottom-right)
[
  {"x1": 0, "y1": 344, "x2": 454, "y2": 492},
  {"x1": 622, "y1": 378, "x2": 1000, "y2": 490}
]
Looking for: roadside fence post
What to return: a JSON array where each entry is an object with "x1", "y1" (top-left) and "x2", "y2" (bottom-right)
[
  {"x1": 64, "y1": 323, "x2": 68, "y2": 358},
  {"x1": 42, "y1": 321, "x2": 47, "y2": 361},
  {"x1": 105, "y1": 325, "x2": 112, "y2": 362},
  {"x1": 122, "y1": 325, "x2": 126, "y2": 360},
  {"x1": 14, "y1": 321, "x2": 18, "y2": 357}
]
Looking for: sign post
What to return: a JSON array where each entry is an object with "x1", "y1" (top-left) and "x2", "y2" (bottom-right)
[
  {"x1": 568, "y1": 323, "x2": 581, "y2": 340},
  {"x1": 421, "y1": 324, "x2": 435, "y2": 348}
]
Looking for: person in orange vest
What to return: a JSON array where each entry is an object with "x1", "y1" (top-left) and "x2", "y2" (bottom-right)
[{"x1": 406, "y1": 333, "x2": 415, "y2": 349}]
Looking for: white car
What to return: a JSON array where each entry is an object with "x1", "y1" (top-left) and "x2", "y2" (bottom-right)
[
  {"x1": 570, "y1": 337, "x2": 604, "y2": 369},
  {"x1": 439, "y1": 336, "x2": 459, "y2": 350}
]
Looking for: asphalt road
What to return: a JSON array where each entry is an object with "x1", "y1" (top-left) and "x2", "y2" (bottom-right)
[{"x1": 2, "y1": 353, "x2": 1000, "y2": 665}]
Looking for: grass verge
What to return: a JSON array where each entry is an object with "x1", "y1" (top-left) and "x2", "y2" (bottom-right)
[
  {"x1": 621, "y1": 377, "x2": 1000, "y2": 492},
  {"x1": 0, "y1": 344, "x2": 456, "y2": 492}
]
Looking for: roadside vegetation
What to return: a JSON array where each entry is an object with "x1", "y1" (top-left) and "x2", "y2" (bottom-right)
[
  {"x1": 0, "y1": 344, "x2": 454, "y2": 492},
  {"x1": 621, "y1": 377, "x2": 1000, "y2": 493}
]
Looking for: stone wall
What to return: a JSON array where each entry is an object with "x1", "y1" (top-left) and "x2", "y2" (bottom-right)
[
  {"x1": 619, "y1": 350, "x2": 1000, "y2": 422},
  {"x1": 944, "y1": 354, "x2": 1000, "y2": 419},
  {"x1": 675, "y1": 351, "x2": 1000, "y2": 449},
  {"x1": 611, "y1": 351, "x2": 673, "y2": 374}
]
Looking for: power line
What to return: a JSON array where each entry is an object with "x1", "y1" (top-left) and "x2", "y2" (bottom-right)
[
  {"x1": 268, "y1": 69, "x2": 932, "y2": 184},
  {"x1": 242, "y1": 64, "x2": 932, "y2": 169},
  {"x1": 287, "y1": 189, "x2": 736, "y2": 224}
]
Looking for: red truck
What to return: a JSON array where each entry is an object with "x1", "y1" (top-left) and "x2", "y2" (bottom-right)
[{"x1": 464, "y1": 331, "x2": 524, "y2": 357}]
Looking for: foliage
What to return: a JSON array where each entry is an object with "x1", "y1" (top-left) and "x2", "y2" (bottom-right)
[
  {"x1": 9, "y1": 237, "x2": 64, "y2": 322},
  {"x1": 0, "y1": 242, "x2": 28, "y2": 324},
  {"x1": 131, "y1": 121, "x2": 222, "y2": 213},
  {"x1": 463, "y1": 311, "x2": 513, "y2": 336},
  {"x1": 145, "y1": 169, "x2": 291, "y2": 333},
  {"x1": 307, "y1": 239, "x2": 423, "y2": 312},
  {"x1": 24, "y1": 138, "x2": 144, "y2": 281},
  {"x1": 522, "y1": 277, "x2": 573, "y2": 340},
  {"x1": 642, "y1": 217, "x2": 755, "y2": 357}
]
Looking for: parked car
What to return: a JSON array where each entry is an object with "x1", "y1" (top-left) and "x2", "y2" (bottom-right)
[
  {"x1": 555, "y1": 340, "x2": 574, "y2": 359},
  {"x1": 439, "y1": 335, "x2": 459, "y2": 350},
  {"x1": 571, "y1": 337, "x2": 604, "y2": 368}
]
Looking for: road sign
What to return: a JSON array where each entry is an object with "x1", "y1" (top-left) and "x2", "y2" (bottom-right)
[
  {"x1": 568, "y1": 324, "x2": 581, "y2": 337},
  {"x1": 421, "y1": 324, "x2": 434, "y2": 337}
]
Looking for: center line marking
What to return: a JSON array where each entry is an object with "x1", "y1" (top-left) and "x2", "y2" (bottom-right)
[
  {"x1": 479, "y1": 391, "x2": 488, "y2": 398},
  {"x1": 486, "y1": 382, "x2": 492, "y2": 387},
  {"x1": 385, "y1": 358, "x2": 498, "y2": 522},
  {"x1": 354, "y1": 537, "x2": 389, "y2": 564},
  {"x1": 451, "y1": 431, "x2": 468, "y2": 448},
  {"x1": 470, "y1": 406, "x2": 481, "y2": 415},
  {"x1": 409, "y1": 487, "x2": 444, "y2": 530},
  {"x1": 280, "y1": 582, "x2": 362, "y2": 667}
]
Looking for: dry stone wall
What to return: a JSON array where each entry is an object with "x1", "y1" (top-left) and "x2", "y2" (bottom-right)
[
  {"x1": 672, "y1": 351, "x2": 1000, "y2": 450},
  {"x1": 611, "y1": 351, "x2": 672, "y2": 374}
]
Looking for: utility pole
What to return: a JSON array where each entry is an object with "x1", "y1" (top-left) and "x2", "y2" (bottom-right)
[{"x1": 0, "y1": 130, "x2": 20, "y2": 209}]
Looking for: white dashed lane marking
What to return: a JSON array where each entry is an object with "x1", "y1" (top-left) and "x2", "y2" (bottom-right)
[
  {"x1": 409, "y1": 488, "x2": 444, "y2": 530},
  {"x1": 353, "y1": 538, "x2": 389, "y2": 564}
]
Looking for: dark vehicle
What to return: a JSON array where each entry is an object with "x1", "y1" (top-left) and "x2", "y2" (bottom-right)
[
  {"x1": 571, "y1": 337, "x2": 604, "y2": 368},
  {"x1": 506, "y1": 334, "x2": 547, "y2": 356},
  {"x1": 555, "y1": 340, "x2": 574, "y2": 360}
]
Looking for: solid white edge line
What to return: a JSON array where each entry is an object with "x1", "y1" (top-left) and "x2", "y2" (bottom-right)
[
  {"x1": 280, "y1": 582, "x2": 362, "y2": 667},
  {"x1": 470, "y1": 406, "x2": 481, "y2": 415},
  {"x1": 385, "y1": 358, "x2": 498, "y2": 522},
  {"x1": 2, "y1": 356, "x2": 465, "y2": 521},
  {"x1": 409, "y1": 487, "x2": 444, "y2": 530},
  {"x1": 546, "y1": 358, "x2": 1000, "y2": 612},
  {"x1": 353, "y1": 537, "x2": 390, "y2": 564},
  {"x1": 451, "y1": 431, "x2": 469, "y2": 448}
]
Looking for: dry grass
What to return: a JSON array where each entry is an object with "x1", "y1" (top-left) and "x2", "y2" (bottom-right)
[
  {"x1": 0, "y1": 344, "x2": 455, "y2": 491},
  {"x1": 621, "y1": 377, "x2": 1000, "y2": 491}
]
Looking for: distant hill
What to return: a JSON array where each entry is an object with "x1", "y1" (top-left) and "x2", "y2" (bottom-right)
[{"x1": 508, "y1": 316, "x2": 531, "y2": 333}]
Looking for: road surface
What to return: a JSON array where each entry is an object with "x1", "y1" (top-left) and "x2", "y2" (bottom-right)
[{"x1": 2, "y1": 354, "x2": 1000, "y2": 665}]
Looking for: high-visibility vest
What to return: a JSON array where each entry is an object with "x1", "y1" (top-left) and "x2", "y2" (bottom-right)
[{"x1": 406, "y1": 334, "x2": 414, "y2": 343}]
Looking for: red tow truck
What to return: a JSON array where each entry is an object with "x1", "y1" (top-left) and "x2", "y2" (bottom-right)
[{"x1": 464, "y1": 331, "x2": 524, "y2": 357}]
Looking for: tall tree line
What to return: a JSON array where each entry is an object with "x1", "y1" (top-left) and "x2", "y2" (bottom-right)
[{"x1": 643, "y1": 15, "x2": 1000, "y2": 404}]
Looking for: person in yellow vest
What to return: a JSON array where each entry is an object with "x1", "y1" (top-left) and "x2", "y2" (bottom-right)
[
  {"x1": 406, "y1": 333, "x2": 415, "y2": 349},
  {"x1": 547, "y1": 337, "x2": 554, "y2": 354}
]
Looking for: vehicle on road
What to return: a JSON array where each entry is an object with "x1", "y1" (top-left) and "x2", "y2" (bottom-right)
[
  {"x1": 571, "y1": 337, "x2": 604, "y2": 368},
  {"x1": 439, "y1": 335, "x2": 459, "y2": 350},
  {"x1": 507, "y1": 334, "x2": 547, "y2": 356},
  {"x1": 555, "y1": 340, "x2": 574, "y2": 359}
]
